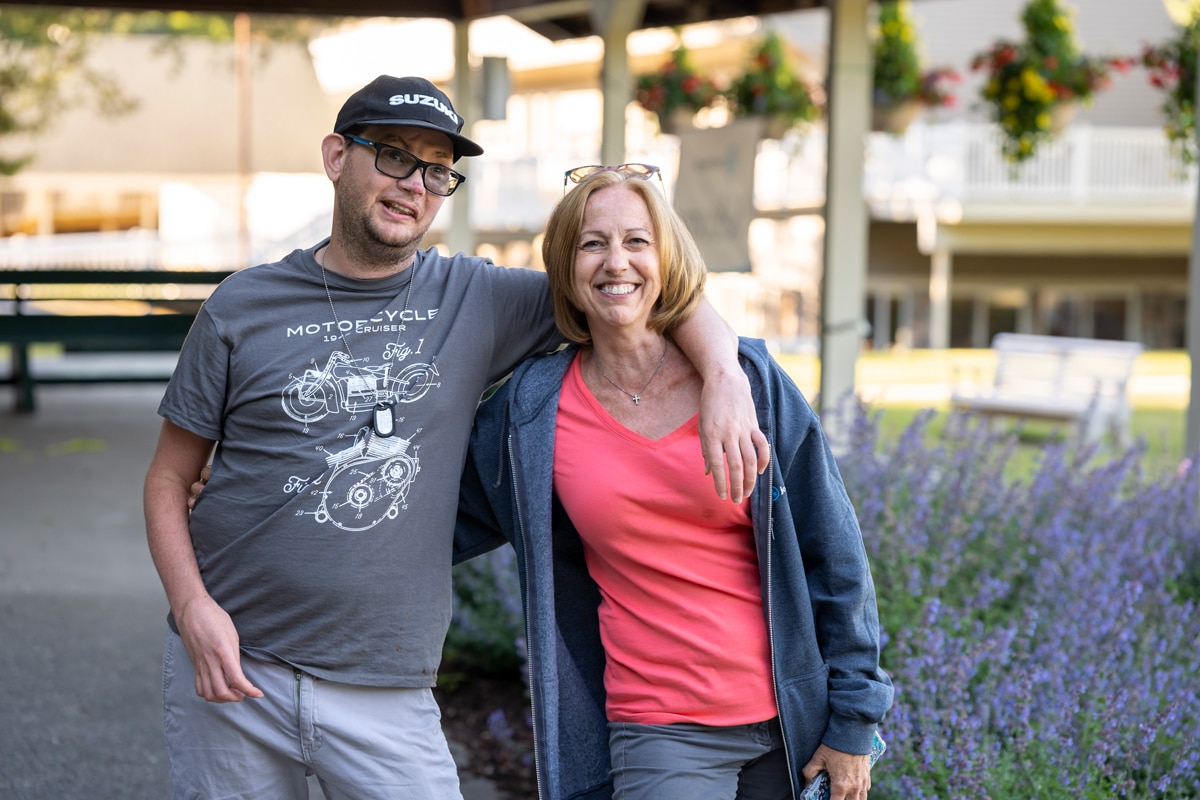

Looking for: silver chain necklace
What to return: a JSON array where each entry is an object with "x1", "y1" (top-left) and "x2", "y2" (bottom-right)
[
  {"x1": 594, "y1": 339, "x2": 669, "y2": 406},
  {"x1": 319, "y1": 245, "x2": 417, "y2": 437}
]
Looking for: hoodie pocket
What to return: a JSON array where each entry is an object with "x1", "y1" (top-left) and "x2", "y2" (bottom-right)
[{"x1": 777, "y1": 662, "x2": 830, "y2": 757}]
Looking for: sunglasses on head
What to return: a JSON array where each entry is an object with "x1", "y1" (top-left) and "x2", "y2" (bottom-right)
[{"x1": 563, "y1": 163, "x2": 663, "y2": 192}]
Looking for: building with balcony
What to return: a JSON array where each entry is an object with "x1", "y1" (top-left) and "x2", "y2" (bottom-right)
[{"x1": 0, "y1": 0, "x2": 1190, "y2": 351}]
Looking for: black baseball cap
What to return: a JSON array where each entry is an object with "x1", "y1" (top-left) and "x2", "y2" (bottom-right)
[{"x1": 334, "y1": 75, "x2": 483, "y2": 162}]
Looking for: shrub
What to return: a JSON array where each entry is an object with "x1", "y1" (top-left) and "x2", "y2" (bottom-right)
[{"x1": 443, "y1": 545, "x2": 526, "y2": 688}]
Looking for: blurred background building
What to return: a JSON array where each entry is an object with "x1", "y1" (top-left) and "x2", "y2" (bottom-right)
[{"x1": 0, "y1": 0, "x2": 1189, "y2": 352}]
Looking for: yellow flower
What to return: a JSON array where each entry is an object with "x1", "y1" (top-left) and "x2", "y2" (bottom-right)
[
  {"x1": 1020, "y1": 67, "x2": 1046, "y2": 93},
  {"x1": 1036, "y1": 111, "x2": 1052, "y2": 129},
  {"x1": 1019, "y1": 136, "x2": 1033, "y2": 152},
  {"x1": 1004, "y1": 93, "x2": 1021, "y2": 110}
]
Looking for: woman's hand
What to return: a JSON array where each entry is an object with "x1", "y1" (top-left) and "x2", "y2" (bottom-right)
[
  {"x1": 802, "y1": 744, "x2": 872, "y2": 800},
  {"x1": 698, "y1": 367, "x2": 770, "y2": 503}
]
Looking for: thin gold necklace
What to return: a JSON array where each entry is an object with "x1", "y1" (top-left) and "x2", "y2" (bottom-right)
[
  {"x1": 318, "y1": 245, "x2": 416, "y2": 437},
  {"x1": 594, "y1": 338, "x2": 668, "y2": 406}
]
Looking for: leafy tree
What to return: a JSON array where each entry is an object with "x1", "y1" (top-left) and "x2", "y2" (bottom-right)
[
  {"x1": 0, "y1": 6, "x2": 334, "y2": 176},
  {"x1": 0, "y1": 8, "x2": 131, "y2": 175}
]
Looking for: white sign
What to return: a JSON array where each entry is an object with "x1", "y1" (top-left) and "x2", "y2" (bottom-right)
[{"x1": 672, "y1": 118, "x2": 762, "y2": 273}]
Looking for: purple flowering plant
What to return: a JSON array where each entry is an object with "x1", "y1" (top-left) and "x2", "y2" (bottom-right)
[{"x1": 836, "y1": 406, "x2": 1200, "y2": 798}]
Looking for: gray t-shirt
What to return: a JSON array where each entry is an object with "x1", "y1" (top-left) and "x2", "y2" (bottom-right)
[{"x1": 158, "y1": 241, "x2": 559, "y2": 687}]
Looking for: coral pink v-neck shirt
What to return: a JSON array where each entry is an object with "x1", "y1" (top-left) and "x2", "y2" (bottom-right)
[{"x1": 553, "y1": 354, "x2": 777, "y2": 725}]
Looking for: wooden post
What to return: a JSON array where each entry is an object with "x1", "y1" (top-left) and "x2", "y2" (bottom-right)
[
  {"x1": 448, "y1": 19, "x2": 476, "y2": 258},
  {"x1": 818, "y1": 0, "x2": 873, "y2": 419},
  {"x1": 1187, "y1": 23, "x2": 1200, "y2": 457},
  {"x1": 590, "y1": 0, "x2": 646, "y2": 165},
  {"x1": 235, "y1": 13, "x2": 251, "y2": 268}
]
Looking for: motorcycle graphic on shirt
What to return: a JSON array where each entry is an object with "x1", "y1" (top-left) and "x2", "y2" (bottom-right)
[
  {"x1": 281, "y1": 350, "x2": 440, "y2": 426},
  {"x1": 310, "y1": 425, "x2": 422, "y2": 531},
  {"x1": 281, "y1": 345, "x2": 437, "y2": 532}
]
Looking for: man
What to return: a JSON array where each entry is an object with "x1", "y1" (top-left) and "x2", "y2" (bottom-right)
[{"x1": 144, "y1": 74, "x2": 767, "y2": 799}]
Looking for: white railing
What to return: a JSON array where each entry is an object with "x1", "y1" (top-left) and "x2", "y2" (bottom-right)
[
  {"x1": 863, "y1": 122, "x2": 1195, "y2": 211},
  {"x1": 1, "y1": 124, "x2": 1192, "y2": 269},
  {"x1": 0, "y1": 229, "x2": 162, "y2": 270},
  {"x1": 0, "y1": 228, "x2": 326, "y2": 271}
]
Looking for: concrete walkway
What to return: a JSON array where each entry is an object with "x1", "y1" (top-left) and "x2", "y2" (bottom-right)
[{"x1": 0, "y1": 382, "x2": 499, "y2": 800}]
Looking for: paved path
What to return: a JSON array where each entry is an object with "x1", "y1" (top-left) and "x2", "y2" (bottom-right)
[{"x1": 0, "y1": 383, "x2": 498, "y2": 800}]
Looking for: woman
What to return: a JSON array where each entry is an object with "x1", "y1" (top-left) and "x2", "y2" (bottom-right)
[{"x1": 456, "y1": 165, "x2": 893, "y2": 800}]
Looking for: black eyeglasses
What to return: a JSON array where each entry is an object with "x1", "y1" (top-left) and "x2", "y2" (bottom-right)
[
  {"x1": 345, "y1": 135, "x2": 466, "y2": 197},
  {"x1": 563, "y1": 163, "x2": 663, "y2": 193}
]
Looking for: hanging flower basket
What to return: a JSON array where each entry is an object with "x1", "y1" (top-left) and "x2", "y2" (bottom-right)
[
  {"x1": 969, "y1": 0, "x2": 1131, "y2": 163},
  {"x1": 657, "y1": 108, "x2": 696, "y2": 136},
  {"x1": 1141, "y1": 11, "x2": 1199, "y2": 164},
  {"x1": 728, "y1": 30, "x2": 821, "y2": 139},
  {"x1": 1049, "y1": 100, "x2": 1076, "y2": 133},
  {"x1": 871, "y1": 2, "x2": 959, "y2": 135},
  {"x1": 762, "y1": 114, "x2": 795, "y2": 140},
  {"x1": 634, "y1": 43, "x2": 720, "y2": 136},
  {"x1": 872, "y1": 99, "x2": 923, "y2": 133}
]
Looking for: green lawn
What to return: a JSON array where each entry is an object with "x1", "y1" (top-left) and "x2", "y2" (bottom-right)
[{"x1": 775, "y1": 349, "x2": 1193, "y2": 478}]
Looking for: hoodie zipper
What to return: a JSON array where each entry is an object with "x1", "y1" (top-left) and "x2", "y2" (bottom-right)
[{"x1": 763, "y1": 445, "x2": 798, "y2": 797}]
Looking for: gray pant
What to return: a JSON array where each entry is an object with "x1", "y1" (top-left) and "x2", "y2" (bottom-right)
[
  {"x1": 609, "y1": 717, "x2": 792, "y2": 799},
  {"x1": 161, "y1": 631, "x2": 462, "y2": 800}
]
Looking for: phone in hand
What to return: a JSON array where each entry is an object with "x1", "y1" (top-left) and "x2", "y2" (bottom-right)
[{"x1": 799, "y1": 731, "x2": 887, "y2": 800}]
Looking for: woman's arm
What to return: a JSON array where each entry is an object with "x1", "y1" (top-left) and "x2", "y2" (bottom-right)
[{"x1": 672, "y1": 300, "x2": 770, "y2": 503}]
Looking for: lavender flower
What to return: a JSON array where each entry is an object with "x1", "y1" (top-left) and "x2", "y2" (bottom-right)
[{"x1": 836, "y1": 404, "x2": 1200, "y2": 799}]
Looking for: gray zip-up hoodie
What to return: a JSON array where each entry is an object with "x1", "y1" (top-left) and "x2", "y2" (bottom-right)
[{"x1": 455, "y1": 338, "x2": 893, "y2": 800}]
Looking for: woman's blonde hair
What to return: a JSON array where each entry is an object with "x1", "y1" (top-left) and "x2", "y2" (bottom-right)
[{"x1": 541, "y1": 169, "x2": 707, "y2": 344}]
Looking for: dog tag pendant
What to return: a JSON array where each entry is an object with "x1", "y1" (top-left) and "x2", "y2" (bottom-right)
[{"x1": 373, "y1": 402, "x2": 396, "y2": 437}]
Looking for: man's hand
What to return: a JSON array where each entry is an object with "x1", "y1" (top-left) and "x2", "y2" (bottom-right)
[
  {"x1": 802, "y1": 744, "x2": 872, "y2": 800},
  {"x1": 698, "y1": 368, "x2": 770, "y2": 503},
  {"x1": 175, "y1": 462, "x2": 255, "y2": 701},
  {"x1": 175, "y1": 593, "x2": 264, "y2": 703},
  {"x1": 144, "y1": 421, "x2": 253, "y2": 702}
]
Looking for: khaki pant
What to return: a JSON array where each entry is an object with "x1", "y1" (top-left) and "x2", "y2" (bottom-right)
[{"x1": 161, "y1": 631, "x2": 462, "y2": 800}]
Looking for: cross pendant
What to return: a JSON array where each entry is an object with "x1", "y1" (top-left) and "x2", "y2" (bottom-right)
[{"x1": 631, "y1": 395, "x2": 640, "y2": 405}]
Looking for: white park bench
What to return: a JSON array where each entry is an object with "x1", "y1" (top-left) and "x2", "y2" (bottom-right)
[{"x1": 949, "y1": 333, "x2": 1144, "y2": 446}]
